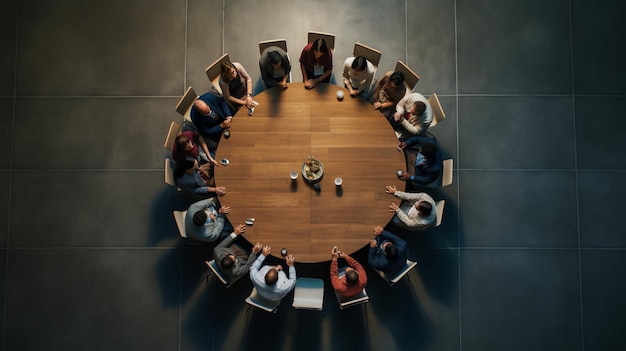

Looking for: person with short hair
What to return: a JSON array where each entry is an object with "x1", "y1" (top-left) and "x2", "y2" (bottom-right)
[
  {"x1": 174, "y1": 157, "x2": 226, "y2": 195},
  {"x1": 259, "y1": 46, "x2": 291, "y2": 89},
  {"x1": 330, "y1": 247, "x2": 367, "y2": 299},
  {"x1": 213, "y1": 224, "x2": 262, "y2": 281},
  {"x1": 219, "y1": 61, "x2": 258, "y2": 114},
  {"x1": 299, "y1": 38, "x2": 333, "y2": 90},
  {"x1": 249, "y1": 245, "x2": 297, "y2": 301},
  {"x1": 342, "y1": 55, "x2": 374, "y2": 98},
  {"x1": 393, "y1": 92, "x2": 433, "y2": 136},
  {"x1": 171, "y1": 130, "x2": 217, "y2": 166},
  {"x1": 367, "y1": 226, "x2": 407, "y2": 273},
  {"x1": 184, "y1": 197, "x2": 231, "y2": 242},
  {"x1": 370, "y1": 71, "x2": 407, "y2": 120},
  {"x1": 386, "y1": 185, "x2": 437, "y2": 230},
  {"x1": 189, "y1": 92, "x2": 233, "y2": 156},
  {"x1": 397, "y1": 135, "x2": 443, "y2": 187}
]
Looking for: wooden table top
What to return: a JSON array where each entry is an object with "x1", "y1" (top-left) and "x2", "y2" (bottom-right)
[{"x1": 214, "y1": 82, "x2": 405, "y2": 262}]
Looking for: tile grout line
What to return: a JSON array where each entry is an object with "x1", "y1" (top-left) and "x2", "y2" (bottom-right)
[
  {"x1": 568, "y1": 0, "x2": 585, "y2": 349},
  {"x1": 183, "y1": 0, "x2": 189, "y2": 93},
  {"x1": 453, "y1": 0, "x2": 462, "y2": 349}
]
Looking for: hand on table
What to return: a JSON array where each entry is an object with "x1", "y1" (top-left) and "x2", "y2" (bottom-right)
[
  {"x1": 218, "y1": 206, "x2": 231, "y2": 214},
  {"x1": 373, "y1": 101, "x2": 382, "y2": 110},
  {"x1": 234, "y1": 224, "x2": 246, "y2": 235},
  {"x1": 262, "y1": 245, "x2": 271, "y2": 256},
  {"x1": 252, "y1": 243, "x2": 262, "y2": 254},
  {"x1": 385, "y1": 185, "x2": 397, "y2": 194},
  {"x1": 286, "y1": 254, "x2": 295, "y2": 266},
  {"x1": 215, "y1": 186, "x2": 226, "y2": 196},
  {"x1": 389, "y1": 202, "x2": 399, "y2": 212}
]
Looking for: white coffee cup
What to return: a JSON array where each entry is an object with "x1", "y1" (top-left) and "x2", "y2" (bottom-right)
[
  {"x1": 334, "y1": 177, "x2": 343, "y2": 186},
  {"x1": 336, "y1": 90, "x2": 344, "y2": 100},
  {"x1": 290, "y1": 171, "x2": 298, "y2": 180}
]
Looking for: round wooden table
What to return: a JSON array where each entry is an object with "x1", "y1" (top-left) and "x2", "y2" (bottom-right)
[{"x1": 215, "y1": 82, "x2": 405, "y2": 262}]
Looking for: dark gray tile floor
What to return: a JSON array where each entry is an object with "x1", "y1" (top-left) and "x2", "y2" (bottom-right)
[{"x1": 3, "y1": 0, "x2": 625, "y2": 350}]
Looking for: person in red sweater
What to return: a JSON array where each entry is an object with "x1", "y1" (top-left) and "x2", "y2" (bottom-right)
[{"x1": 330, "y1": 247, "x2": 367, "y2": 299}]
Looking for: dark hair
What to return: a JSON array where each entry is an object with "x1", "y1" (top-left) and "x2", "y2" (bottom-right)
[
  {"x1": 413, "y1": 101, "x2": 426, "y2": 116},
  {"x1": 221, "y1": 256, "x2": 235, "y2": 270},
  {"x1": 417, "y1": 201, "x2": 433, "y2": 216},
  {"x1": 389, "y1": 71, "x2": 405, "y2": 86},
  {"x1": 268, "y1": 51, "x2": 282, "y2": 65},
  {"x1": 351, "y1": 56, "x2": 367, "y2": 71},
  {"x1": 420, "y1": 142, "x2": 437, "y2": 160},
  {"x1": 384, "y1": 243, "x2": 398, "y2": 259},
  {"x1": 265, "y1": 268, "x2": 278, "y2": 286},
  {"x1": 311, "y1": 38, "x2": 328, "y2": 53},
  {"x1": 220, "y1": 61, "x2": 236, "y2": 80},
  {"x1": 192, "y1": 210, "x2": 207, "y2": 226},
  {"x1": 174, "y1": 134, "x2": 191, "y2": 150},
  {"x1": 345, "y1": 270, "x2": 359, "y2": 286},
  {"x1": 173, "y1": 157, "x2": 196, "y2": 179}
]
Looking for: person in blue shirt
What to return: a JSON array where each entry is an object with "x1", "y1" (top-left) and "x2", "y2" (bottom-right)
[
  {"x1": 397, "y1": 135, "x2": 443, "y2": 187},
  {"x1": 367, "y1": 226, "x2": 407, "y2": 273}
]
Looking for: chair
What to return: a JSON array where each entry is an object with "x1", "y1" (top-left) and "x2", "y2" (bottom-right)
[
  {"x1": 394, "y1": 61, "x2": 420, "y2": 92},
  {"x1": 245, "y1": 287, "x2": 281, "y2": 313},
  {"x1": 373, "y1": 259, "x2": 418, "y2": 286},
  {"x1": 164, "y1": 121, "x2": 182, "y2": 151},
  {"x1": 164, "y1": 158, "x2": 178, "y2": 189},
  {"x1": 442, "y1": 159, "x2": 453, "y2": 187},
  {"x1": 292, "y1": 277, "x2": 324, "y2": 311},
  {"x1": 175, "y1": 86, "x2": 198, "y2": 123},
  {"x1": 427, "y1": 93, "x2": 446, "y2": 128},
  {"x1": 205, "y1": 260, "x2": 242, "y2": 288},
  {"x1": 435, "y1": 200, "x2": 445, "y2": 227},
  {"x1": 173, "y1": 210, "x2": 187, "y2": 238},
  {"x1": 307, "y1": 31, "x2": 335, "y2": 51},
  {"x1": 205, "y1": 54, "x2": 231, "y2": 96},
  {"x1": 335, "y1": 288, "x2": 369, "y2": 310},
  {"x1": 258, "y1": 38, "x2": 288, "y2": 55}
]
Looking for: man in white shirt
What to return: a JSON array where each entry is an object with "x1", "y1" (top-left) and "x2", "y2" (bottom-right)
[{"x1": 249, "y1": 246, "x2": 297, "y2": 302}]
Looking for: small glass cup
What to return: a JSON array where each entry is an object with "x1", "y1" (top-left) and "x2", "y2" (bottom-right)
[
  {"x1": 290, "y1": 171, "x2": 298, "y2": 180},
  {"x1": 334, "y1": 177, "x2": 343, "y2": 186}
]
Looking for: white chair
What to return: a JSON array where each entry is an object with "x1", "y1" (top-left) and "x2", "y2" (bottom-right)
[
  {"x1": 173, "y1": 210, "x2": 187, "y2": 238},
  {"x1": 335, "y1": 288, "x2": 369, "y2": 310},
  {"x1": 373, "y1": 259, "x2": 418, "y2": 286},
  {"x1": 307, "y1": 31, "x2": 335, "y2": 51},
  {"x1": 428, "y1": 93, "x2": 446, "y2": 128},
  {"x1": 164, "y1": 158, "x2": 178, "y2": 189},
  {"x1": 245, "y1": 287, "x2": 281, "y2": 313},
  {"x1": 435, "y1": 200, "x2": 445, "y2": 227},
  {"x1": 292, "y1": 277, "x2": 324, "y2": 311},
  {"x1": 442, "y1": 159, "x2": 453, "y2": 187},
  {"x1": 175, "y1": 86, "x2": 198, "y2": 124},
  {"x1": 164, "y1": 121, "x2": 181, "y2": 151},
  {"x1": 205, "y1": 54, "x2": 231, "y2": 96},
  {"x1": 394, "y1": 61, "x2": 420, "y2": 92},
  {"x1": 205, "y1": 260, "x2": 242, "y2": 288}
]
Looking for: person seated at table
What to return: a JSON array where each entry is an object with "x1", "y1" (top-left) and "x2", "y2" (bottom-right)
[
  {"x1": 213, "y1": 224, "x2": 263, "y2": 280},
  {"x1": 393, "y1": 92, "x2": 433, "y2": 136},
  {"x1": 342, "y1": 55, "x2": 374, "y2": 98},
  {"x1": 386, "y1": 185, "x2": 437, "y2": 230},
  {"x1": 259, "y1": 46, "x2": 291, "y2": 89},
  {"x1": 369, "y1": 71, "x2": 407, "y2": 121},
  {"x1": 249, "y1": 245, "x2": 297, "y2": 302},
  {"x1": 299, "y1": 38, "x2": 333, "y2": 90},
  {"x1": 171, "y1": 130, "x2": 217, "y2": 166},
  {"x1": 219, "y1": 61, "x2": 258, "y2": 115},
  {"x1": 368, "y1": 225, "x2": 407, "y2": 273},
  {"x1": 189, "y1": 92, "x2": 233, "y2": 156},
  {"x1": 397, "y1": 135, "x2": 443, "y2": 187},
  {"x1": 184, "y1": 197, "x2": 232, "y2": 242},
  {"x1": 330, "y1": 247, "x2": 368, "y2": 299},
  {"x1": 174, "y1": 157, "x2": 226, "y2": 196}
]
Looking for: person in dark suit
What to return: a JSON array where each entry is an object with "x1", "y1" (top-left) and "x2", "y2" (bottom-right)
[
  {"x1": 397, "y1": 134, "x2": 443, "y2": 187},
  {"x1": 367, "y1": 226, "x2": 407, "y2": 273}
]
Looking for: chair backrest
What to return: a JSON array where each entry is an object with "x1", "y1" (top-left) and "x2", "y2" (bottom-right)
[
  {"x1": 307, "y1": 31, "x2": 335, "y2": 51},
  {"x1": 259, "y1": 39, "x2": 288, "y2": 55},
  {"x1": 175, "y1": 86, "x2": 198, "y2": 122},
  {"x1": 442, "y1": 159, "x2": 453, "y2": 187},
  {"x1": 205, "y1": 54, "x2": 231, "y2": 96},
  {"x1": 205, "y1": 259, "x2": 244, "y2": 288},
  {"x1": 374, "y1": 259, "x2": 418, "y2": 286},
  {"x1": 292, "y1": 277, "x2": 324, "y2": 311},
  {"x1": 394, "y1": 61, "x2": 420, "y2": 92},
  {"x1": 164, "y1": 121, "x2": 182, "y2": 151},
  {"x1": 335, "y1": 288, "x2": 369, "y2": 310},
  {"x1": 428, "y1": 93, "x2": 446, "y2": 127},
  {"x1": 435, "y1": 200, "x2": 445, "y2": 227},
  {"x1": 173, "y1": 210, "x2": 187, "y2": 238},
  {"x1": 245, "y1": 287, "x2": 281, "y2": 313},
  {"x1": 164, "y1": 158, "x2": 178, "y2": 189},
  {"x1": 353, "y1": 42, "x2": 381, "y2": 67}
]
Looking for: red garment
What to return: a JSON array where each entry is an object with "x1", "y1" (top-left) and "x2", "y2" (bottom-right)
[
  {"x1": 330, "y1": 255, "x2": 367, "y2": 298},
  {"x1": 171, "y1": 130, "x2": 200, "y2": 164},
  {"x1": 299, "y1": 42, "x2": 333, "y2": 76}
]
